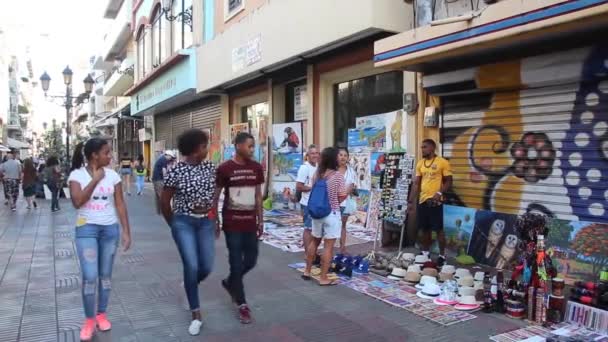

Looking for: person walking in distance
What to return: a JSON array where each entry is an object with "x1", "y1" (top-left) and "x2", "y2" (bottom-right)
[
  {"x1": 213, "y1": 132, "x2": 264, "y2": 324},
  {"x1": 21, "y1": 158, "x2": 38, "y2": 209},
  {"x1": 152, "y1": 150, "x2": 176, "y2": 214},
  {"x1": 119, "y1": 152, "x2": 133, "y2": 196},
  {"x1": 295, "y1": 144, "x2": 319, "y2": 257},
  {"x1": 1, "y1": 155, "x2": 8, "y2": 205},
  {"x1": 134, "y1": 159, "x2": 147, "y2": 196},
  {"x1": 336, "y1": 146, "x2": 358, "y2": 255},
  {"x1": 160, "y1": 129, "x2": 217, "y2": 336},
  {"x1": 303, "y1": 147, "x2": 348, "y2": 286},
  {"x1": 408, "y1": 139, "x2": 453, "y2": 267},
  {"x1": 68, "y1": 139, "x2": 132, "y2": 341},
  {"x1": 0, "y1": 152, "x2": 23, "y2": 211},
  {"x1": 45, "y1": 156, "x2": 63, "y2": 212}
]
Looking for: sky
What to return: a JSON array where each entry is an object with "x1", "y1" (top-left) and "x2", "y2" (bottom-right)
[{"x1": 1, "y1": 0, "x2": 110, "y2": 132}]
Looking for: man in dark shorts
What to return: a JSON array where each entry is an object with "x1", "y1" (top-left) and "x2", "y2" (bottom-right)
[
  {"x1": 213, "y1": 132, "x2": 264, "y2": 324},
  {"x1": 408, "y1": 139, "x2": 452, "y2": 266}
]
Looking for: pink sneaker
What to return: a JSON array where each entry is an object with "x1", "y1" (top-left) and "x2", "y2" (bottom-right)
[
  {"x1": 80, "y1": 318, "x2": 96, "y2": 341},
  {"x1": 96, "y1": 313, "x2": 112, "y2": 331}
]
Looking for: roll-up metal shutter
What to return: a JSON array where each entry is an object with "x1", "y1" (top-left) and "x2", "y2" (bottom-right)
[
  {"x1": 154, "y1": 113, "x2": 172, "y2": 150},
  {"x1": 191, "y1": 99, "x2": 221, "y2": 132},
  {"x1": 440, "y1": 75, "x2": 608, "y2": 224},
  {"x1": 171, "y1": 109, "x2": 192, "y2": 148}
]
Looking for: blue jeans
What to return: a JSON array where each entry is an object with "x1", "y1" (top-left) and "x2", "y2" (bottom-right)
[
  {"x1": 301, "y1": 205, "x2": 312, "y2": 229},
  {"x1": 48, "y1": 183, "x2": 60, "y2": 211},
  {"x1": 75, "y1": 223, "x2": 120, "y2": 318},
  {"x1": 224, "y1": 231, "x2": 259, "y2": 305},
  {"x1": 170, "y1": 215, "x2": 216, "y2": 311},
  {"x1": 135, "y1": 175, "x2": 145, "y2": 194}
]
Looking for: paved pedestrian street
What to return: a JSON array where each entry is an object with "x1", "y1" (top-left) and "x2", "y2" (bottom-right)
[{"x1": 0, "y1": 189, "x2": 525, "y2": 342}]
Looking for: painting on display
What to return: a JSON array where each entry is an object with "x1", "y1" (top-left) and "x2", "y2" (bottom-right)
[
  {"x1": 467, "y1": 210, "x2": 519, "y2": 269},
  {"x1": 365, "y1": 189, "x2": 383, "y2": 233},
  {"x1": 272, "y1": 122, "x2": 303, "y2": 154},
  {"x1": 207, "y1": 119, "x2": 222, "y2": 165},
  {"x1": 547, "y1": 219, "x2": 608, "y2": 285},
  {"x1": 271, "y1": 181, "x2": 298, "y2": 210},
  {"x1": 347, "y1": 127, "x2": 386, "y2": 149},
  {"x1": 223, "y1": 142, "x2": 235, "y2": 162},
  {"x1": 230, "y1": 122, "x2": 250, "y2": 143},
  {"x1": 356, "y1": 110, "x2": 407, "y2": 153},
  {"x1": 349, "y1": 151, "x2": 372, "y2": 191},
  {"x1": 443, "y1": 205, "x2": 477, "y2": 255}
]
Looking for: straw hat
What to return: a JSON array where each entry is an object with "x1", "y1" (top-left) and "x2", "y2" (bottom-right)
[
  {"x1": 441, "y1": 265, "x2": 456, "y2": 274},
  {"x1": 407, "y1": 265, "x2": 422, "y2": 274},
  {"x1": 387, "y1": 267, "x2": 407, "y2": 280},
  {"x1": 458, "y1": 287, "x2": 476, "y2": 297},
  {"x1": 454, "y1": 295, "x2": 480, "y2": 310},
  {"x1": 416, "y1": 275, "x2": 438, "y2": 289},
  {"x1": 422, "y1": 268, "x2": 439, "y2": 277},
  {"x1": 439, "y1": 272, "x2": 454, "y2": 282},
  {"x1": 401, "y1": 253, "x2": 416, "y2": 262},
  {"x1": 402, "y1": 271, "x2": 421, "y2": 285},
  {"x1": 454, "y1": 268, "x2": 472, "y2": 279},
  {"x1": 474, "y1": 272, "x2": 485, "y2": 282},
  {"x1": 414, "y1": 255, "x2": 431, "y2": 264},
  {"x1": 416, "y1": 283, "x2": 441, "y2": 299},
  {"x1": 458, "y1": 276, "x2": 475, "y2": 288}
]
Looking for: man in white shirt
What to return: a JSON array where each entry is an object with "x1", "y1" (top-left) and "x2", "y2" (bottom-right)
[
  {"x1": 0, "y1": 153, "x2": 22, "y2": 211},
  {"x1": 295, "y1": 144, "x2": 319, "y2": 257}
]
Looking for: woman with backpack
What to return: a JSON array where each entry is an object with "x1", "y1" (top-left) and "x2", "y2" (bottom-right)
[
  {"x1": 134, "y1": 159, "x2": 146, "y2": 195},
  {"x1": 302, "y1": 147, "x2": 348, "y2": 286}
]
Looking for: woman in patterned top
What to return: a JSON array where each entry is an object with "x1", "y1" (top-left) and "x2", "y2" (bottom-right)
[{"x1": 160, "y1": 129, "x2": 217, "y2": 336}]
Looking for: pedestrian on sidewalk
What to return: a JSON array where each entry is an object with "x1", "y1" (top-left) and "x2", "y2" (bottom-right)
[
  {"x1": 21, "y1": 158, "x2": 38, "y2": 209},
  {"x1": 134, "y1": 159, "x2": 146, "y2": 195},
  {"x1": 336, "y1": 145, "x2": 358, "y2": 255},
  {"x1": 303, "y1": 147, "x2": 348, "y2": 286},
  {"x1": 0, "y1": 152, "x2": 23, "y2": 211},
  {"x1": 152, "y1": 150, "x2": 176, "y2": 214},
  {"x1": 296, "y1": 144, "x2": 319, "y2": 258},
  {"x1": 160, "y1": 129, "x2": 217, "y2": 336},
  {"x1": 213, "y1": 132, "x2": 264, "y2": 324},
  {"x1": 408, "y1": 139, "x2": 453, "y2": 267},
  {"x1": 119, "y1": 152, "x2": 133, "y2": 196},
  {"x1": 68, "y1": 138, "x2": 132, "y2": 342},
  {"x1": 1, "y1": 155, "x2": 9, "y2": 205},
  {"x1": 44, "y1": 156, "x2": 63, "y2": 212}
]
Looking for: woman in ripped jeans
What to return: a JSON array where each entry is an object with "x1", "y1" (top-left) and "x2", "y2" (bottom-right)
[
  {"x1": 160, "y1": 129, "x2": 218, "y2": 336},
  {"x1": 68, "y1": 138, "x2": 132, "y2": 341}
]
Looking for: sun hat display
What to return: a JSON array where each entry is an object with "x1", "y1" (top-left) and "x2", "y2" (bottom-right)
[
  {"x1": 402, "y1": 271, "x2": 422, "y2": 285},
  {"x1": 416, "y1": 283, "x2": 442, "y2": 299},
  {"x1": 401, "y1": 253, "x2": 416, "y2": 261},
  {"x1": 474, "y1": 272, "x2": 485, "y2": 282},
  {"x1": 458, "y1": 275, "x2": 475, "y2": 288},
  {"x1": 473, "y1": 281, "x2": 484, "y2": 290},
  {"x1": 458, "y1": 287, "x2": 476, "y2": 297},
  {"x1": 441, "y1": 265, "x2": 456, "y2": 274},
  {"x1": 455, "y1": 295, "x2": 480, "y2": 310},
  {"x1": 439, "y1": 272, "x2": 454, "y2": 282},
  {"x1": 407, "y1": 265, "x2": 422, "y2": 274},
  {"x1": 454, "y1": 268, "x2": 472, "y2": 279},
  {"x1": 387, "y1": 267, "x2": 407, "y2": 280},
  {"x1": 422, "y1": 267, "x2": 439, "y2": 277},
  {"x1": 414, "y1": 255, "x2": 431, "y2": 264},
  {"x1": 434, "y1": 280, "x2": 459, "y2": 305},
  {"x1": 416, "y1": 275, "x2": 438, "y2": 290}
]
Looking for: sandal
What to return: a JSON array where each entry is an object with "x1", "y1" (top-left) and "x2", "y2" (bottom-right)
[
  {"x1": 319, "y1": 280, "x2": 338, "y2": 286},
  {"x1": 301, "y1": 274, "x2": 312, "y2": 281}
]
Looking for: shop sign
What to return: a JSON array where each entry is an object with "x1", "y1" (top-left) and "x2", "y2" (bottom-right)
[
  {"x1": 232, "y1": 34, "x2": 262, "y2": 73},
  {"x1": 293, "y1": 85, "x2": 307, "y2": 121}
]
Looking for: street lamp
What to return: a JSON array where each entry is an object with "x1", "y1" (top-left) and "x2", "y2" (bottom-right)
[
  {"x1": 160, "y1": 0, "x2": 193, "y2": 31},
  {"x1": 39, "y1": 66, "x2": 93, "y2": 165}
]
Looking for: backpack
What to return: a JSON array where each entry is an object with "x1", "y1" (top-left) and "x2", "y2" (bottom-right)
[{"x1": 307, "y1": 176, "x2": 332, "y2": 219}]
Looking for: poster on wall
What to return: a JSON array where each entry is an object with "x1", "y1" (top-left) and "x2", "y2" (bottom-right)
[
  {"x1": 272, "y1": 122, "x2": 302, "y2": 154},
  {"x1": 467, "y1": 210, "x2": 519, "y2": 269},
  {"x1": 443, "y1": 205, "x2": 477, "y2": 255},
  {"x1": 349, "y1": 151, "x2": 372, "y2": 191},
  {"x1": 293, "y1": 85, "x2": 308, "y2": 121},
  {"x1": 230, "y1": 122, "x2": 250, "y2": 143},
  {"x1": 547, "y1": 219, "x2": 608, "y2": 285},
  {"x1": 356, "y1": 110, "x2": 407, "y2": 153}
]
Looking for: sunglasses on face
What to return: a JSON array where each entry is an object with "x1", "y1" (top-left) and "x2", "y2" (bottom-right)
[{"x1": 93, "y1": 196, "x2": 108, "y2": 200}]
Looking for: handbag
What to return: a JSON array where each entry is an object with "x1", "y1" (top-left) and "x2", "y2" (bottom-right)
[{"x1": 343, "y1": 196, "x2": 357, "y2": 215}]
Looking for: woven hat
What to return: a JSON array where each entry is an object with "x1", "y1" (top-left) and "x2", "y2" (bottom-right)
[
  {"x1": 441, "y1": 265, "x2": 456, "y2": 274},
  {"x1": 439, "y1": 272, "x2": 454, "y2": 282},
  {"x1": 474, "y1": 272, "x2": 485, "y2": 282},
  {"x1": 402, "y1": 271, "x2": 421, "y2": 285},
  {"x1": 416, "y1": 283, "x2": 441, "y2": 299},
  {"x1": 455, "y1": 295, "x2": 481, "y2": 310},
  {"x1": 458, "y1": 287, "x2": 476, "y2": 297},
  {"x1": 414, "y1": 255, "x2": 431, "y2": 264},
  {"x1": 407, "y1": 265, "x2": 422, "y2": 274},
  {"x1": 473, "y1": 281, "x2": 484, "y2": 290},
  {"x1": 416, "y1": 275, "x2": 438, "y2": 289},
  {"x1": 422, "y1": 267, "x2": 438, "y2": 277},
  {"x1": 458, "y1": 275, "x2": 475, "y2": 288},
  {"x1": 387, "y1": 267, "x2": 407, "y2": 280},
  {"x1": 454, "y1": 268, "x2": 472, "y2": 279}
]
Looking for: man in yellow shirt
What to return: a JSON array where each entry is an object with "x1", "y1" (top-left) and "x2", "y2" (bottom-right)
[{"x1": 408, "y1": 139, "x2": 453, "y2": 266}]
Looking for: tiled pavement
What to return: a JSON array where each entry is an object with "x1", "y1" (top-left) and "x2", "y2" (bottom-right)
[{"x1": 0, "y1": 187, "x2": 526, "y2": 341}]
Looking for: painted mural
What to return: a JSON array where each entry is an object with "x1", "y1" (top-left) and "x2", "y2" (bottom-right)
[{"x1": 439, "y1": 45, "x2": 608, "y2": 225}]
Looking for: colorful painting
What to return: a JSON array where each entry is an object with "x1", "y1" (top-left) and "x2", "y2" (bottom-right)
[
  {"x1": 223, "y1": 143, "x2": 235, "y2": 162},
  {"x1": 230, "y1": 122, "x2": 249, "y2": 143},
  {"x1": 370, "y1": 152, "x2": 386, "y2": 176},
  {"x1": 270, "y1": 181, "x2": 298, "y2": 210},
  {"x1": 356, "y1": 110, "x2": 407, "y2": 153},
  {"x1": 347, "y1": 127, "x2": 386, "y2": 148},
  {"x1": 467, "y1": 209, "x2": 519, "y2": 269},
  {"x1": 443, "y1": 205, "x2": 477, "y2": 255},
  {"x1": 272, "y1": 122, "x2": 303, "y2": 154},
  {"x1": 207, "y1": 119, "x2": 222, "y2": 165},
  {"x1": 349, "y1": 151, "x2": 372, "y2": 191},
  {"x1": 441, "y1": 45, "x2": 607, "y2": 225},
  {"x1": 272, "y1": 152, "x2": 303, "y2": 182},
  {"x1": 547, "y1": 219, "x2": 608, "y2": 285}
]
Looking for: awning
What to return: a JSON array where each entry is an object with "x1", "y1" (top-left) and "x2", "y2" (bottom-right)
[
  {"x1": 7, "y1": 137, "x2": 30, "y2": 149},
  {"x1": 0, "y1": 144, "x2": 10, "y2": 152},
  {"x1": 374, "y1": 0, "x2": 608, "y2": 73}
]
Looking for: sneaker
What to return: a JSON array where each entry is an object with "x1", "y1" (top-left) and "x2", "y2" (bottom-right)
[
  {"x1": 33, "y1": 201, "x2": 37, "y2": 208},
  {"x1": 437, "y1": 255, "x2": 446, "y2": 268},
  {"x1": 221, "y1": 279, "x2": 236, "y2": 303},
  {"x1": 80, "y1": 318, "x2": 96, "y2": 341},
  {"x1": 96, "y1": 313, "x2": 112, "y2": 331},
  {"x1": 188, "y1": 319, "x2": 203, "y2": 336},
  {"x1": 11, "y1": 207, "x2": 16, "y2": 212},
  {"x1": 238, "y1": 304, "x2": 252, "y2": 324}
]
